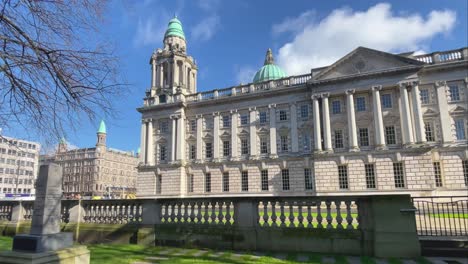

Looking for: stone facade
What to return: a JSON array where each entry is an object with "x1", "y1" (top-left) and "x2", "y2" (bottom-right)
[
  {"x1": 42, "y1": 123, "x2": 139, "y2": 198},
  {"x1": 137, "y1": 18, "x2": 468, "y2": 198},
  {"x1": 0, "y1": 135, "x2": 40, "y2": 196}
]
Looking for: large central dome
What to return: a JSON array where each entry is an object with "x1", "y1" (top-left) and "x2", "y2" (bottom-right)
[
  {"x1": 164, "y1": 16, "x2": 185, "y2": 40},
  {"x1": 253, "y1": 49, "x2": 287, "y2": 83}
]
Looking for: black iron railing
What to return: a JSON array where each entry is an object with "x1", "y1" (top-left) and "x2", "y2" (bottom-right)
[{"x1": 412, "y1": 196, "x2": 468, "y2": 237}]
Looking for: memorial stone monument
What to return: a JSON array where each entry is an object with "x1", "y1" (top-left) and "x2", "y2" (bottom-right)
[{"x1": 0, "y1": 163, "x2": 90, "y2": 263}]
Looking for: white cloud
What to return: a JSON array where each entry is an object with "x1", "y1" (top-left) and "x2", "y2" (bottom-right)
[
  {"x1": 272, "y1": 10, "x2": 315, "y2": 35},
  {"x1": 235, "y1": 65, "x2": 256, "y2": 85},
  {"x1": 197, "y1": 0, "x2": 220, "y2": 12},
  {"x1": 275, "y1": 3, "x2": 456, "y2": 75},
  {"x1": 133, "y1": 15, "x2": 168, "y2": 46},
  {"x1": 191, "y1": 15, "x2": 221, "y2": 42}
]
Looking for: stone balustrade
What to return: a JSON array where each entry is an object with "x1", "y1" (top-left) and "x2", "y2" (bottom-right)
[
  {"x1": 0, "y1": 194, "x2": 420, "y2": 258},
  {"x1": 414, "y1": 47, "x2": 467, "y2": 64}
]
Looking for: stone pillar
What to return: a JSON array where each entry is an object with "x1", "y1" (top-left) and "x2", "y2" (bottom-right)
[
  {"x1": 290, "y1": 103, "x2": 299, "y2": 152},
  {"x1": 196, "y1": 115, "x2": 203, "y2": 161},
  {"x1": 159, "y1": 64, "x2": 164, "y2": 88},
  {"x1": 312, "y1": 95, "x2": 322, "y2": 152},
  {"x1": 346, "y1": 90, "x2": 359, "y2": 151},
  {"x1": 147, "y1": 120, "x2": 154, "y2": 165},
  {"x1": 231, "y1": 110, "x2": 239, "y2": 160},
  {"x1": 372, "y1": 86, "x2": 386, "y2": 149},
  {"x1": 141, "y1": 200, "x2": 161, "y2": 225},
  {"x1": 174, "y1": 61, "x2": 179, "y2": 87},
  {"x1": 435, "y1": 81, "x2": 452, "y2": 144},
  {"x1": 249, "y1": 107, "x2": 258, "y2": 159},
  {"x1": 410, "y1": 82, "x2": 426, "y2": 144},
  {"x1": 151, "y1": 60, "x2": 157, "y2": 88},
  {"x1": 213, "y1": 112, "x2": 220, "y2": 160},
  {"x1": 170, "y1": 116, "x2": 177, "y2": 161},
  {"x1": 193, "y1": 72, "x2": 197, "y2": 92},
  {"x1": 322, "y1": 93, "x2": 333, "y2": 152},
  {"x1": 176, "y1": 115, "x2": 185, "y2": 161},
  {"x1": 399, "y1": 83, "x2": 415, "y2": 145},
  {"x1": 140, "y1": 121, "x2": 147, "y2": 164},
  {"x1": 269, "y1": 104, "x2": 277, "y2": 158}
]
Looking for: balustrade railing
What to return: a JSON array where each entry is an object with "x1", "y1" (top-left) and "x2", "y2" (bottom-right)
[
  {"x1": 0, "y1": 202, "x2": 13, "y2": 221},
  {"x1": 160, "y1": 199, "x2": 234, "y2": 225},
  {"x1": 414, "y1": 48, "x2": 466, "y2": 64},
  {"x1": 258, "y1": 197, "x2": 359, "y2": 229},
  {"x1": 81, "y1": 200, "x2": 142, "y2": 224},
  {"x1": 22, "y1": 201, "x2": 34, "y2": 221}
]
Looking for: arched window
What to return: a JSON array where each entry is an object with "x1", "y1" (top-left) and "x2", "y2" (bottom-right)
[{"x1": 159, "y1": 94, "x2": 167, "y2": 103}]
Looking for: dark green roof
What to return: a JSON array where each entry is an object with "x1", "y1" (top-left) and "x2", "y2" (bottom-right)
[
  {"x1": 253, "y1": 49, "x2": 287, "y2": 83},
  {"x1": 164, "y1": 16, "x2": 185, "y2": 40}
]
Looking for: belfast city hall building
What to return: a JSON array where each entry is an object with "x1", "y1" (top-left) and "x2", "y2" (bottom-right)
[{"x1": 137, "y1": 17, "x2": 468, "y2": 198}]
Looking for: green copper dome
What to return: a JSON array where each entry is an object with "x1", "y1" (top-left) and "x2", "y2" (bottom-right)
[
  {"x1": 164, "y1": 16, "x2": 185, "y2": 40},
  {"x1": 253, "y1": 49, "x2": 287, "y2": 83},
  {"x1": 98, "y1": 120, "x2": 106, "y2": 134}
]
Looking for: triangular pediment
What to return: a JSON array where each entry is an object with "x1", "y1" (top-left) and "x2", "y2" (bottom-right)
[
  {"x1": 186, "y1": 135, "x2": 196, "y2": 141},
  {"x1": 450, "y1": 106, "x2": 467, "y2": 114},
  {"x1": 423, "y1": 108, "x2": 438, "y2": 117},
  {"x1": 203, "y1": 132, "x2": 213, "y2": 139},
  {"x1": 238, "y1": 129, "x2": 249, "y2": 136},
  {"x1": 220, "y1": 131, "x2": 231, "y2": 138},
  {"x1": 258, "y1": 127, "x2": 269, "y2": 134},
  {"x1": 314, "y1": 47, "x2": 423, "y2": 80}
]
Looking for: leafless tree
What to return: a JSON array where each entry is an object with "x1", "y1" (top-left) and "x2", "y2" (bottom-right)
[{"x1": 0, "y1": 0, "x2": 125, "y2": 142}]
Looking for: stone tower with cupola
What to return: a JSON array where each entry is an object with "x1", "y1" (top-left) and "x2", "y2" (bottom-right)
[{"x1": 147, "y1": 16, "x2": 198, "y2": 104}]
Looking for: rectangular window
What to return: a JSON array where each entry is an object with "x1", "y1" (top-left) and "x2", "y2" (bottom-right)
[
  {"x1": 188, "y1": 174, "x2": 194, "y2": 193},
  {"x1": 365, "y1": 164, "x2": 376, "y2": 189},
  {"x1": 332, "y1": 100, "x2": 341, "y2": 114},
  {"x1": 463, "y1": 160, "x2": 468, "y2": 187},
  {"x1": 240, "y1": 114, "x2": 249, "y2": 125},
  {"x1": 385, "y1": 126, "x2": 396, "y2": 145},
  {"x1": 279, "y1": 110, "x2": 287, "y2": 121},
  {"x1": 259, "y1": 111, "x2": 267, "y2": 124},
  {"x1": 425, "y1": 122, "x2": 435, "y2": 142},
  {"x1": 190, "y1": 145, "x2": 196, "y2": 160},
  {"x1": 261, "y1": 170, "x2": 269, "y2": 191},
  {"x1": 190, "y1": 119, "x2": 197, "y2": 132},
  {"x1": 359, "y1": 128, "x2": 369, "y2": 147},
  {"x1": 300, "y1": 104, "x2": 309, "y2": 118},
  {"x1": 260, "y1": 137, "x2": 268, "y2": 154},
  {"x1": 159, "y1": 121, "x2": 168, "y2": 133},
  {"x1": 356, "y1": 97, "x2": 366, "y2": 112},
  {"x1": 433, "y1": 162, "x2": 443, "y2": 187},
  {"x1": 338, "y1": 165, "x2": 349, "y2": 189},
  {"x1": 205, "y1": 173, "x2": 211, "y2": 193},
  {"x1": 455, "y1": 119, "x2": 466, "y2": 140},
  {"x1": 282, "y1": 169, "x2": 290, "y2": 191},
  {"x1": 241, "y1": 139, "x2": 249, "y2": 155},
  {"x1": 393, "y1": 162, "x2": 405, "y2": 188},
  {"x1": 223, "y1": 172, "x2": 229, "y2": 192},
  {"x1": 241, "y1": 171, "x2": 249, "y2": 191},
  {"x1": 222, "y1": 115, "x2": 230, "y2": 128},
  {"x1": 223, "y1": 141, "x2": 230, "y2": 157},
  {"x1": 449, "y1": 85, "x2": 460, "y2": 101},
  {"x1": 156, "y1": 175, "x2": 162, "y2": 194},
  {"x1": 381, "y1": 94, "x2": 392, "y2": 108},
  {"x1": 420, "y1": 89, "x2": 430, "y2": 104},
  {"x1": 205, "y1": 142, "x2": 213, "y2": 158},
  {"x1": 280, "y1": 136, "x2": 288, "y2": 152},
  {"x1": 159, "y1": 145, "x2": 166, "y2": 161},
  {"x1": 304, "y1": 168, "x2": 314, "y2": 190},
  {"x1": 334, "y1": 130, "x2": 344, "y2": 149}
]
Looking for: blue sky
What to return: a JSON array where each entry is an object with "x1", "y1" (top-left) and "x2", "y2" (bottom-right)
[{"x1": 4, "y1": 0, "x2": 467, "y2": 153}]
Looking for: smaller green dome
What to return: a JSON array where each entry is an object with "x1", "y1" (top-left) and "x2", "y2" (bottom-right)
[
  {"x1": 164, "y1": 16, "x2": 185, "y2": 40},
  {"x1": 98, "y1": 120, "x2": 106, "y2": 134},
  {"x1": 253, "y1": 49, "x2": 287, "y2": 83}
]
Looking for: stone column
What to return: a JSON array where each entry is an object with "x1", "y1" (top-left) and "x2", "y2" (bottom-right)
[
  {"x1": 435, "y1": 81, "x2": 452, "y2": 144},
  {"x1": 196, "y1": 114, "x2": 203, "y2": 161},
  {"x1": 170, "y1": 116, "x2": 177, "y2": 161},
  {"x1": 159, "y1": 64, "x2": 164, "y2": 88},
  {"x1": 213, "y1": 112, "x2": 220, "y2": 160},
  {"x1": 231, "y1": 110, "x2": 239, "y2": 160},
  {"x1": 372, "y1": 86, "x2": 386, "y2": 149},
  {"x1": 140, "y1": 121, "x2": 147, "y2": 164},
  {"x1": 410, "y1": 82, "x2": 426, "y2": 144},
  {"x1": 312, "y1": 95, "x2": 322, "y2": 152},
  {"x1": 151, "y1": 60, "x2": 157, "y2": 88},
  {"x1": 322, "y1": 93, "x2": 333, "y2": 152},
  {"x1": 346, "y1": 90, "x2": 359, "y2": 151},
  {"x1": 249, "y1": 107, "x2": 258, "y2": 159},
  {"x1": 174, "y1": 60, "x2": 179, "y2": 87},
  {"x1": 176, "y1": 115, "x2": 185, "y2": 161},
  {"x1": 399, "y1": 83, "x2": 415, "y2": 145},
  {"x1": 147, "y1": 119, "x2": 154, "y2": 165},
  {"x1": 290, "y1": 103, "x2": 299, "y2": 152},
  {"x1": 269, "y1": 104, "x2": 278, "y2": 158}
]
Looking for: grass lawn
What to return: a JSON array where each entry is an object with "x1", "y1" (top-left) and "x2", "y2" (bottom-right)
[
  {"x1": 0, "y1": 236, "x2": 435, "y2": 264},
  {"x1": 428, "y1": 213, "x2": 468, "y2": 219}
]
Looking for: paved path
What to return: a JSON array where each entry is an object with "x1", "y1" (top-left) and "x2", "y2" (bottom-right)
[{"x1": 131, "y1": 247, "x2": 468, "y2": 264}]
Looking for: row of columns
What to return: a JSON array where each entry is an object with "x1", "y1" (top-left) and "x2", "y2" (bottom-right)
[
  {"x1": 140, "y1": 81, "x2": 432, "y2": 165},
  {"x1": 151, "y1": 58, "x2": 196, "y2": 91}
]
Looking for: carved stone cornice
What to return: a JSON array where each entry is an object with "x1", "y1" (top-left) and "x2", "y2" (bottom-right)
[
  {"x1": 321, "y1": 92, "x2": 330, "y2": 98},
  {"x1": 311, "y1": 94, "x2": 321, "y2": 100},
  {"x1": 345, "y1": 89, "x2": 355, "y2": 95},
  {"x1": 371, "y1": 85, "x2": 382, "y2": 92},
  {"x1": 435, "y1": 80, "x2": 447, "y2": 87},
  {"x1": 268, "y1": 103, "x2": 276, "y2": 109}
]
